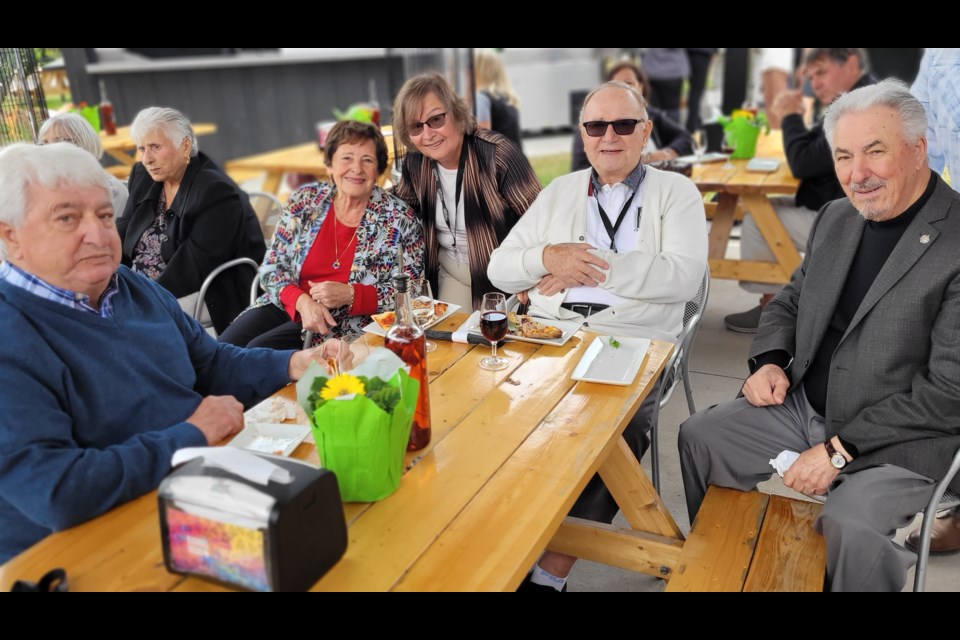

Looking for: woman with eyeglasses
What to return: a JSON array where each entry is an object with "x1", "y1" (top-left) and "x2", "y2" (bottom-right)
[
  {"x1": 38, "y1": 113, "x2": 129, "y2": 214},
  {"x1": 392, "y1": 72, "x2": 541, "y2": 310},
  {"x1": 571, "y1": 61, "x2": 693, "y2": 172},
  {"x1": 118, "y1": 107, "x2": 266, "y2": 335}
]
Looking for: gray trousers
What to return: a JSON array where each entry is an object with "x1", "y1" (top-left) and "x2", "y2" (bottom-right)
[
  {"x1": 740, "y1": 197, "x2": 816, "y2": 295},
  {"x1": 678, "y1": 389, "x2": 936, "y2": 592}
]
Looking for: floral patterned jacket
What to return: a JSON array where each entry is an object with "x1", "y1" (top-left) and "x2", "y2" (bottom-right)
[{"x1": 252, "y1": 182, "x2": 424, "y2": 343}]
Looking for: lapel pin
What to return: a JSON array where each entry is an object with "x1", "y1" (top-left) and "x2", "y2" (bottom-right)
[{"x1": 920, "y1": 234, "x2": 930, "y2": 244}]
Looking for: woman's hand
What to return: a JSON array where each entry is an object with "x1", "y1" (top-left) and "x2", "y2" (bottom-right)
[
  {"x1": 296, "y1": 294, "x2": 337, "y2": 335},
  {"x1": 308, "y1": 281, "x2": 354, "y2": 309}
]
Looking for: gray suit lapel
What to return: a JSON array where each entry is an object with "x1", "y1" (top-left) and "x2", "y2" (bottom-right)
[
  {"x1": 805, "y1": 212, "x2": 864, "y2": 350},
  {"x1": 842, "y1": 182, "x2": 952, "y2": 342}
]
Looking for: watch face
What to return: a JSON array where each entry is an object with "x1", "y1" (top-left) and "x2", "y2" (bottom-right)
[{"x1": 831, "y1": 453, "x2": 846, "y2": 469}]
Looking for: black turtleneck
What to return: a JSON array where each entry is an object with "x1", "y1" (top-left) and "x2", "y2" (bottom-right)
[{"x1": 803, "y1": 171, "x2": 938, "y2": 426}]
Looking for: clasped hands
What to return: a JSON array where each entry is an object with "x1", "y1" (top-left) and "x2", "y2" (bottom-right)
[
  {"x1": 297, "y1": 280, "x2": 352, "y2": 335},
  {"x1": 518, "y1": 243, "x2": 610, "y2": 302}
]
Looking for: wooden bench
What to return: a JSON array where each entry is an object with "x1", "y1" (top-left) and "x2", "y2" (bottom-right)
[
  {"x1": 665, "y1": 487, "x2": 826, "y2": 592},
  {"x1": 105, "y1": 165, "x2": 131, "y2": 180}
]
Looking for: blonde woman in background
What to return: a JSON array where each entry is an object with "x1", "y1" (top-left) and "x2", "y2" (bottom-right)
[{"x1": 474, "y1": 50, "x2": 523, "y2": 148}]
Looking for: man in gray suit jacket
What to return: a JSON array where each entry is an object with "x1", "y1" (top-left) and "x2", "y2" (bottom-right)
[{"x1": 679, "y1": 79, "x2": 960, "y2": 592}]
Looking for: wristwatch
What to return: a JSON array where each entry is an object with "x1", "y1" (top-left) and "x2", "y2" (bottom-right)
[{"x1": 824, "y1": 439, "x2": 847, "y2": 469}]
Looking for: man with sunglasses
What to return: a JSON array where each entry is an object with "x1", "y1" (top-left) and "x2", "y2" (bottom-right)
[{"x1": 488, "y1": 81, "x2": 707, "y2": 592}]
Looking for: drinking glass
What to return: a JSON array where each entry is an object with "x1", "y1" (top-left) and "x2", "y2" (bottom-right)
[
  {"x1": 478, "y1": 293, "x2": 509, "y2": 371},
  {"x1": 410, "y1": 277, "x2": 437, "y2": 353},
  {"x1": 692, "y1": 129, "x2": 707, "y2": 161}
]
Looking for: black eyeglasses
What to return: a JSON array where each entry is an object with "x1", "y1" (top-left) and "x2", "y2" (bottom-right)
[
  {"x1": 582, "y1": 119, "x2": 645, "y2": 137},
  {"x1": 409, "y1": 112, "x2": 447, "y2": 136}
]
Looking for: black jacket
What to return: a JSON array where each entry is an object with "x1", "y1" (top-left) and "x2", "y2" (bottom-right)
[
  {"x1": 118, "y1": 152, "x2": 266, "y2": 333},
  {"x1": 571, "y1": 105, "x2": 693, "y2": 172},
  {"x1": 782, "y1": 73, "x2": 876, "y2": 212}
]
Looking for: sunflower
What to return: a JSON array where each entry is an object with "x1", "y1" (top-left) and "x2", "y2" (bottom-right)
[{"x1": 320, "y1": 374, "x2": 365, "y2": 400}]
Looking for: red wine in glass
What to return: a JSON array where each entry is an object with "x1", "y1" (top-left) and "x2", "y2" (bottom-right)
[{"x1": 480, "y1": 311, "x2": 508, "y2": 342}]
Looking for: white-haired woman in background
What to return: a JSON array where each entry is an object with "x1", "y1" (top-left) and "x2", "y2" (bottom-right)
[
  {"x1": 38, "y1": 112, "x2": 128, "y2": 214},
  {"x1": 118, "y1": 107, "x2": 265, "y2": 334}
]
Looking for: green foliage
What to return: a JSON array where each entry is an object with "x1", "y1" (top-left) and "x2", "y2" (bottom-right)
[{"x1": 307, "y1": 375, "x2": 402, "y2": 415}]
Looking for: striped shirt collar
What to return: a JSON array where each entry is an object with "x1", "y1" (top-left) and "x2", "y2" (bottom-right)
[
  {"x1": 0, "y1": 261, "x2": 119, "y2": 318},
  {"x1": 591, "y1": 161, "x2": 645, "y2": 195}
]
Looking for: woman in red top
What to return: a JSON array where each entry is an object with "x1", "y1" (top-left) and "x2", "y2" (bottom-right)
[{"x1": 219, "y1": 121, "x2": 424, "y2": 349}]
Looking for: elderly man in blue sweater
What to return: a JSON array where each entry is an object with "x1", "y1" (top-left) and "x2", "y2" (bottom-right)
[{"x1": 0, "y1": 143, "x2": 342, "y2": 563}]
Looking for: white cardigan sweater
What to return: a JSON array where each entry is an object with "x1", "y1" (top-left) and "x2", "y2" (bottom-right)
[{"x1": 487, "y1": 167, "x2": 707, "y2": 341}]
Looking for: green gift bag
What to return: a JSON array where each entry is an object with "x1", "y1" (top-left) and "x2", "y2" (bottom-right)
[
  {"x1": 719, "y1": 110, "x2": 769, "y2": 159},
  {"x1": 296, "y1": 350, "x2": 419, "y2": 502}
]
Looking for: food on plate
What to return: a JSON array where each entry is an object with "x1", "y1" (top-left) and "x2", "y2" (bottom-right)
[
  {"x1": 372, "y1": 301, "x2": 448, "y2": 330},
  {"x1": 507, "y1": 313, "x2": 563, "y2": 339}
]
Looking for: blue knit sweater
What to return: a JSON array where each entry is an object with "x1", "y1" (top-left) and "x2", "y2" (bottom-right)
[{"x1": 0, "y1": 266, "x2": 294, "y2": 562}]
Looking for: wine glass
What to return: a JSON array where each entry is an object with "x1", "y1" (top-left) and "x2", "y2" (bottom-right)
[
  {"x1": 692, "y1": 129, "x2": 707, "y2": 161},
  {"x1": 410, "y1": 277, "x2": 437, "y2": 353},
  {"x1": 478, "y1": 292, "x2": 510, "y2": 371},
  {"x1": 722, "y1": 130, "x2": 736, "y2": 169}
]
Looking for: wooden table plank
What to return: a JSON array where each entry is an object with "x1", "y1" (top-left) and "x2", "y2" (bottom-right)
[
  {"x1": 393, "y1": 340, "x2": 673, "y2": 591},
  {"x1": 311, "y1": 334, "x2": 590, "y2": 591},
  {"x1": 743, "y1": 495, "x2": 826, "y2": 592},
  {"x1": 665, "y1": 487, "x2": 768, "y2": 592},
  {"x1": 549, "y1": 517, "x2": 684, "y2": 579}
]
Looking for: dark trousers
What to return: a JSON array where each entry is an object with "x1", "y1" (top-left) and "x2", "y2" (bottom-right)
[
  {"x1": 686, "y1": 52, "x2": 713, "y2": 132},
  {"x1": 648, "y1": 78, "x2": 684, "y2": 126},
  {"x1": 568, "y1": 379, "x2": 661, "y2": 523},
  {"x1": 218, "y1": 304, "x2": 304, "y2": 350}
]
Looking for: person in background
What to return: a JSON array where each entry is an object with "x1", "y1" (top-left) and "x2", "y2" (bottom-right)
[
  {"x1": 751, "y1": 48, "x2": 798, "y2": 129},
  {"x1": 392, "y1": 72, "x2": 540, "y2": 311},
  {"x1": 474, "y1": 49, "x2": 523, "y2": 149},
  {"x1": 38, "y1": 112, "x2": 128, "y2": 214},
  {"x1": 642, "y1": 48, "x2": 689, "y2": 125},
  {"x1": 0, "y1": 143, "x2": 346, "y2": 562},
  {"x1": 489, "y1": 81, "x2": 707, "y2": 592},
  {"x1": 219, "y1": 121, "x2": 423, "y2": 349},
  {"x1": 905, "y1": 48, "x2": 960, "y2": 553},
  {"x1": 680, "y1": 81, "x2": 960, "y2": 592},
  {"x1": 685, "y1": 48, "x2": 717, "y2": 132},
  {"x1": 571, "y1": 61, "x2": 693, "y2": 172},
  {"x1": 119, "y1": 107, "x2": 265, "y2": 335},
  {"x1": 724, "y1": 48, "x2": 875, "y2": 333}
]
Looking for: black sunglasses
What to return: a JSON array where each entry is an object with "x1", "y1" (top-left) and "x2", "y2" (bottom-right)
[
  {"x1": 582, "y1": 118, "x2": 645, "y2": 137},
  {"x1": 409, "y1": 112, "x2": 448, "y2": 136}
]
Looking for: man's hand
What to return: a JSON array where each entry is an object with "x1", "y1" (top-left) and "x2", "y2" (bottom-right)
[
  {"x1": 783, "y1": 442, "x2": 841, "y2": 497},
  {"x1": 771, "y1": 89, "x2": 804, "y2": 120},
  {"x1": 296, "y1": 294, "x2": 337, "y2": 335},
  {"x1": 542, "y1": 243, "x2": 609, "y2": 288},
  {"x1": 536, "y1": 274, "x2": 570, "y2": 297},
  {"x1": 742, "y1": 364, "x2": 790, "y2": 407},
  {"x1": 308, "y1": 281, "x2": 352, "y2": 309},
  {"x1": 288, "y1": 339, "x2": 356, "y2": 381},
  {"x1": 187, "y1": 396, "x2": 244, "y2": 444}
]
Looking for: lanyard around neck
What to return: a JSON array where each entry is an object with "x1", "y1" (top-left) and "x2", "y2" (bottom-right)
[
  {"x1": 591, "y1": 182, "x2": 637, "y2": 253},
  {"x1": 433, "y1": 143, "x2": 468, "y2": 248}
]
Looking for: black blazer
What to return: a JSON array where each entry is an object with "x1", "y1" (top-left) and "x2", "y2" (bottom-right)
[{"x1": 118, "y1": 152, "x2": 266, "y2": 333}]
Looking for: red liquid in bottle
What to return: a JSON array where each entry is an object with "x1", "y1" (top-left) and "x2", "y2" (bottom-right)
[
  {"x1": 100, "y1": 102, "x2": 117, "y2": 136},
  {"x1": 385, "y1": 327, "x2": 431, "y2": 450}
]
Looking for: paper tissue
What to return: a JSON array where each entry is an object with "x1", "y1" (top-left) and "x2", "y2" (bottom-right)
[{"x1": 158, "y1": 447, "x2": 347, "y2": 592}]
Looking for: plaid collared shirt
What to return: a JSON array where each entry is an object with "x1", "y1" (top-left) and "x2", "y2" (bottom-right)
[{"x1": 0, "y1": 261, "x2": 119, "y2": 318}]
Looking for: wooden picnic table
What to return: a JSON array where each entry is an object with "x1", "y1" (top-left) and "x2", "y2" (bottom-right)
[
  {"x1": 225, "y1": 127, "x2": 403, "y2": 196},
  {"x1": 0, "y1": 313, "x2": 683, "y2": 592},
  {"x1": 693, "y1": 132, "x2": 802, "y2": 285},
  {"x1": 99, "y1": 123, "x2": 218, "y2": 167}
]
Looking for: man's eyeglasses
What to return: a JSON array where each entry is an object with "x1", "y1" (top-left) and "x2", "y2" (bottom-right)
[
  {"x1": 582, "y1": 119, "x2": 645, "y2": 137},
  {"x1": 409, "y1": 112, "x2": 447, "y2": 136}
]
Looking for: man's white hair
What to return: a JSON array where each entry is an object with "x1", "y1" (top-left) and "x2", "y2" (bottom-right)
[
  {"x1": 824, "y1": 78, "x2": 927, "y2": 148},
  {"x1": 0, "y1": 143, "x2": 110, "y2": 259}
]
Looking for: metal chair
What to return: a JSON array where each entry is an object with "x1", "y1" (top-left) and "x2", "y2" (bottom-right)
[
  {"x1": 649, "y1": 269, "x2": 711, "y2": 494},
  {"x1": 246, "y1": 190, "x2": 284, "y2": 242},
  {"x1": 192, "y1": 258, "x2": 261, "y2": 334},
  {"x1": 914, "y1": 447, "x2": 960, "y2": 592}
]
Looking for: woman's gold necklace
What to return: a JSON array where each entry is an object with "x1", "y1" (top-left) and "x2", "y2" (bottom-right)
[{"x1": 331, "y1": 211, "x2": 362, "y2": 270}]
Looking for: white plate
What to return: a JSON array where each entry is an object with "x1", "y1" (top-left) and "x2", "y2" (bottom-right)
[
  {"x1": 571, "y1": 336, "x2": 651, "y2": 386},
  {"x1": 226, "y1": 423, "x2": 311, "y2": 457},
  {"x1": 465, "y1": 310, "x2": 583, "y2": 347},
  {"x1": 362, "y1": 300, "x2": 462, "y2": 337},
  {"x1": 675, "y1": 152, "x2": 730, "y2": 164}
]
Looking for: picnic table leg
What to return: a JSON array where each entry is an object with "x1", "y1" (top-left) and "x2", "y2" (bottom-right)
[
  {"x1": 261, "y1": 171, "x2": 283, "y2": 196},
  {"x1": 740, "y1": 192, "x2": 802, "y2": 277}
]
